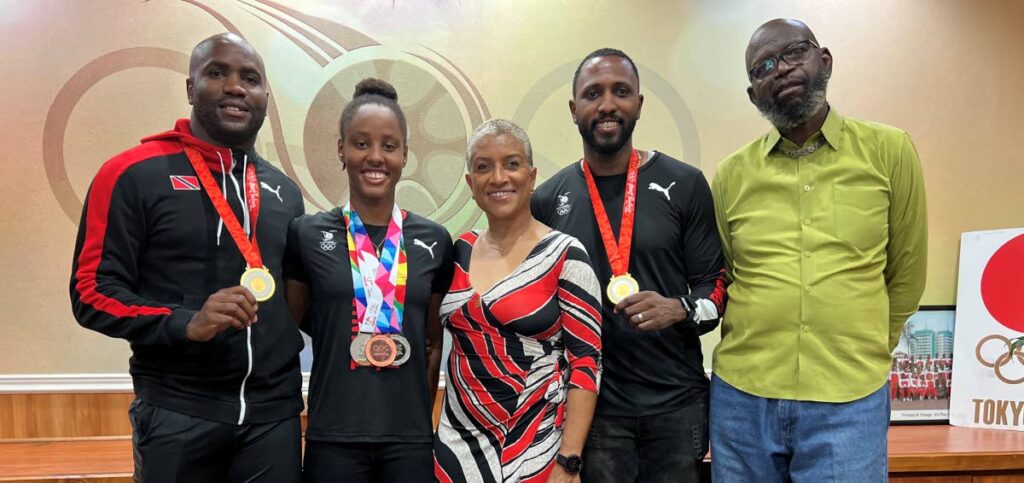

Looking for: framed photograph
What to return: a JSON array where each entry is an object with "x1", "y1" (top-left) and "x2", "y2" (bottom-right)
[{"x1": 889, "y1": 305, "x2": 956, "y2": 424}]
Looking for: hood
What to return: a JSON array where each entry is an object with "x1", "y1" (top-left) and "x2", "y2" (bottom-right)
[{"x1": 141, "y1": 119, "x2": 240, "y2": 174}]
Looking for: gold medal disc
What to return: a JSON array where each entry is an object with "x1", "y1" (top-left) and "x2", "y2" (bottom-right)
[
  {"x1": 606, "y1": 274, "x2": 640, "y2": 304},
  {"x1": 240, "y1": 267, "x2": 275, "y2": 302}
]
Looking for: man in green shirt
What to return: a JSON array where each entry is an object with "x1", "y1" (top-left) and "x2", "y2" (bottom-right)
[{"x1": 710, "y1": 19, "x2": 927, "y2": 482}]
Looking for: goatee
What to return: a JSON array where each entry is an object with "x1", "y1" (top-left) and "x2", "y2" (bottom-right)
[
  {"x1": 579, "y1": 117, "x2": 638, "y2": 156},
  {"x1": 756, "y1": 67, "x2": 831, "y2": 131}
]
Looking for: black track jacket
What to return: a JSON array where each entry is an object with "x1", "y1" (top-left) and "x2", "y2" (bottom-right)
[{"x1": 70, "y1": 119, "x2": 305, "y2": 425}]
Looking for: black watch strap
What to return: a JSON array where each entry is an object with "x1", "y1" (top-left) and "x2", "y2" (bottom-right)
[
  {"x1": 679, "y1": 296, "x2": 697, "y2": 323},
  {"x1": 556, "y1": 453, "x2": 583, "y2": 475}
]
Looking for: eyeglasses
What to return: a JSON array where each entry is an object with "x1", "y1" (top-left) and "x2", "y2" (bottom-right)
[{"x1": 748, "y1": 40, "x2": 820, "y2": 81}]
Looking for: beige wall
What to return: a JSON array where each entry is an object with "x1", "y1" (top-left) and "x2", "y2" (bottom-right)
[{"x1": 1, "y1": 0, "x2": 1022, "y2": 373}]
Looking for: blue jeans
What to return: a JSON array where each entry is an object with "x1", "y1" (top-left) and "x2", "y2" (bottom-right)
[{"x1": 709, "y1": 375, "x2": 889, "y2": 483}]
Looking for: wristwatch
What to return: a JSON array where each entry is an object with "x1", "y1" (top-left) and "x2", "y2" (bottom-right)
[
  {"x1": 555, "y1": 453, "x2": 583, "y2": 475},
  {"x1": 678, "y1": 296, "x2": 697, "y2": 322}
]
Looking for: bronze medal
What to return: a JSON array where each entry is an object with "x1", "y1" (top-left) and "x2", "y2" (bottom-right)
[{"x1": 365, "y1": 334, "x2": 398, "y2": 367}]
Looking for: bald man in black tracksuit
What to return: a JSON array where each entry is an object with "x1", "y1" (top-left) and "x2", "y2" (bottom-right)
[{"x1": 70, "y1": 33, "x2": 304, "y2": 482}]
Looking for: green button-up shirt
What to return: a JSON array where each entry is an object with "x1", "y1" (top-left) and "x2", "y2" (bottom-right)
[{"x1": 711, "y1": 108, "x2": 927, "y2": 402}]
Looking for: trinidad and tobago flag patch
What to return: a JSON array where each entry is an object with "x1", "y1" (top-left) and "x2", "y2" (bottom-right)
[{"x1": 169, "y1": 175, "x2": 200, "y2": 191}]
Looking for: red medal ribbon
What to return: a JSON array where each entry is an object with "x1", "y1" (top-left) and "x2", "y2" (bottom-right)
[
  {"x1": 581, "y1": 149, "x2": 639, "y2": 276},
  {"x1": 183, "y1": 146, "x2": 263, "y2": 268}
]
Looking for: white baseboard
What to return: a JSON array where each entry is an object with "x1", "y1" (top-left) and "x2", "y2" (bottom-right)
[
  {"x1": 0, "y1": 372, "x2": 447, "y2": 394},
  {"x1": 0, "y1": 374, "x2": 134, "y2": 393}
]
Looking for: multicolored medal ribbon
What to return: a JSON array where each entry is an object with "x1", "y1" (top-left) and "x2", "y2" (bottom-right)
[
  {"x1": 183, "y1": 146, "x2": 274, "y2": 301},
  {"x1": 343, "y1": 203, "x2": 410, "y2": 368},
  {"x1": 582, "y1": 149, "x2": 641, "y2": 304}
]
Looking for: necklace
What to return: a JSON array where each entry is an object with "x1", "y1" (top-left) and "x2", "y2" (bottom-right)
[
  {"x1": 778, "y1": 136, "x2": 827, "y2": 159},
  {"x1": 480, "y1": 231, "x2": 512, "y2": 256}
]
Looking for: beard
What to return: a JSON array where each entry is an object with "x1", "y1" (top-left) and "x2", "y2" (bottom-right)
[
  {"x1": 755, "y1": 66, "x2": 831, "y2": 131},
  {"x1": 191, "y1": 98, "x2": 266, "y2": 148},
  {"x1": 578, "y1": 116, "x2": 639, "y2": 156}
]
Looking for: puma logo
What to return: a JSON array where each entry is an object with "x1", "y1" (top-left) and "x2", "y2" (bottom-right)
[
  {"x1": 414, "y1": 239, "x2": 437, "y2": 259},
  {"x1": 648, "y1": 181, "x2": 676, "y2": 201},
  {"x1": 260, "y1": 181, "x2": 283, "y2": 202}
]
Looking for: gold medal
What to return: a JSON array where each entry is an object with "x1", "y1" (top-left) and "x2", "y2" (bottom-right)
[
  {"x1": 390, "y1": 334, "x2": 412, "y2": 367},
  {"x1": 606, "y1": 274, "x2": 639, "y2": 304},
  {"x1": 365, "y1": 334, "x2": 398, "y2": 367},
  {"x1": 240, "y1": 267, "x2": 275, "y2": 302},
  {"x1": 351, "y1": 333, "x2": 372, "y2": 366}
]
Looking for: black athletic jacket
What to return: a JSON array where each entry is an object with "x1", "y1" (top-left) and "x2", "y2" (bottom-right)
[{"x1": 70, "y1": 119, "x2": 305, "y2": 425}]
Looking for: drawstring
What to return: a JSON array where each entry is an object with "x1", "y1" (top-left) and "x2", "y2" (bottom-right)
[
  {"x1": 225, "y1": 154, "x2": 250, "y2": 235},
  {"x1": 215, "y1": 151, "x2": 252, "y2": 245}
]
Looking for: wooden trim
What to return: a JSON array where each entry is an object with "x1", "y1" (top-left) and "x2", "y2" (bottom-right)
[
  {"x1": 891, "y1": 453, "x2": 1024, "y2": 472},
  {"x1": 0, "y1": 435, "x2": 131, "y2": 444},
  {"x1": 0, "y1": 372, "x2": 444, "y2": 394},
  {"x1": 888, "y1": 425, "x2": 1024, "y2": 473},
  {"x1": 0, "y1": 439, "x2": 133, "y2": 481},
  {"x1": 0, "y1": 389, "x2": 445, "y2": 440},
  {"x1": 1, "y1": 424, "x2": 1023, "y2": 481},
  {"x1": 0, "y1": 392, "x2": 136, "y2": 440}
]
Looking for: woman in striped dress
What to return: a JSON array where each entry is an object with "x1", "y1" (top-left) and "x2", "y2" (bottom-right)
[{"x1": 434, "y1": 119, "x2": 602, "y2": 483}]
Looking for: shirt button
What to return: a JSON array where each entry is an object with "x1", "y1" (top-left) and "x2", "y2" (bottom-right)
[
  {"x1": 803, "y1": 325, "x2": 811, "y2": 332},
  {"x1": 803, "y1": 185, "x2": 812, "y2": 192},
  {"x1": 804, "y1": 251, "x2": 812, "y2": 257},
  {"x1": 805, "y1": 285, "x2": 813, "y2": 292},
  {"x1": 804, "y1": 219, "x2": 812, "y2": 225}
]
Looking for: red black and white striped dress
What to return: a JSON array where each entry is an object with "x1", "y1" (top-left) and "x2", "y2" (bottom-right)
[{"x1": 434, "y1": 230, "x2": 602, "y2": 483}]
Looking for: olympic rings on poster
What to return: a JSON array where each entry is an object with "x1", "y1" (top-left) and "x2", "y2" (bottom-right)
[{"x1": 975, "y1": 334, "x2": 1024, "y2": 384}]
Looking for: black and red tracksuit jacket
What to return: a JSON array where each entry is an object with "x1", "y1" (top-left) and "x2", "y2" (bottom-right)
[{"x1": 70, "y1": 119, "x2": 305, "y2": 425}]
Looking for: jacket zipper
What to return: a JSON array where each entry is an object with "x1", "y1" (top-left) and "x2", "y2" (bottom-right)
[
  {"x1": 227, "y1": 149, "x2": 254, "y2": 425},
  {"x1": 239, "y1": 326, "x2": 252, "y2": 424}
]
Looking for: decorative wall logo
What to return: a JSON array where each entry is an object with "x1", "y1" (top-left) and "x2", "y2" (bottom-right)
[
  {"x1": 43, "y1": 0, "x2": 488, "y2": 235},
  {"x1": 512, "y1": 62, "x2": 700, "y2": 177}
]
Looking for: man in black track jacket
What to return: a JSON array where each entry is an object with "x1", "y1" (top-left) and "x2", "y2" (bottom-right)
[{"x1": 70, "y1": 33, "x2": 304, "y2": 482}]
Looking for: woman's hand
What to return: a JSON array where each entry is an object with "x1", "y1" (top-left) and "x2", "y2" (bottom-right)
[{"x1": 547, "y1": 464, "x2": 580, "y2": 483}]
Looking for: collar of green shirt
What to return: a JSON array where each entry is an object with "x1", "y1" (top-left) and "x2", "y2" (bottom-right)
[{"x1": 760, "y1": 107, "x2": 844, "y2": 158}]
